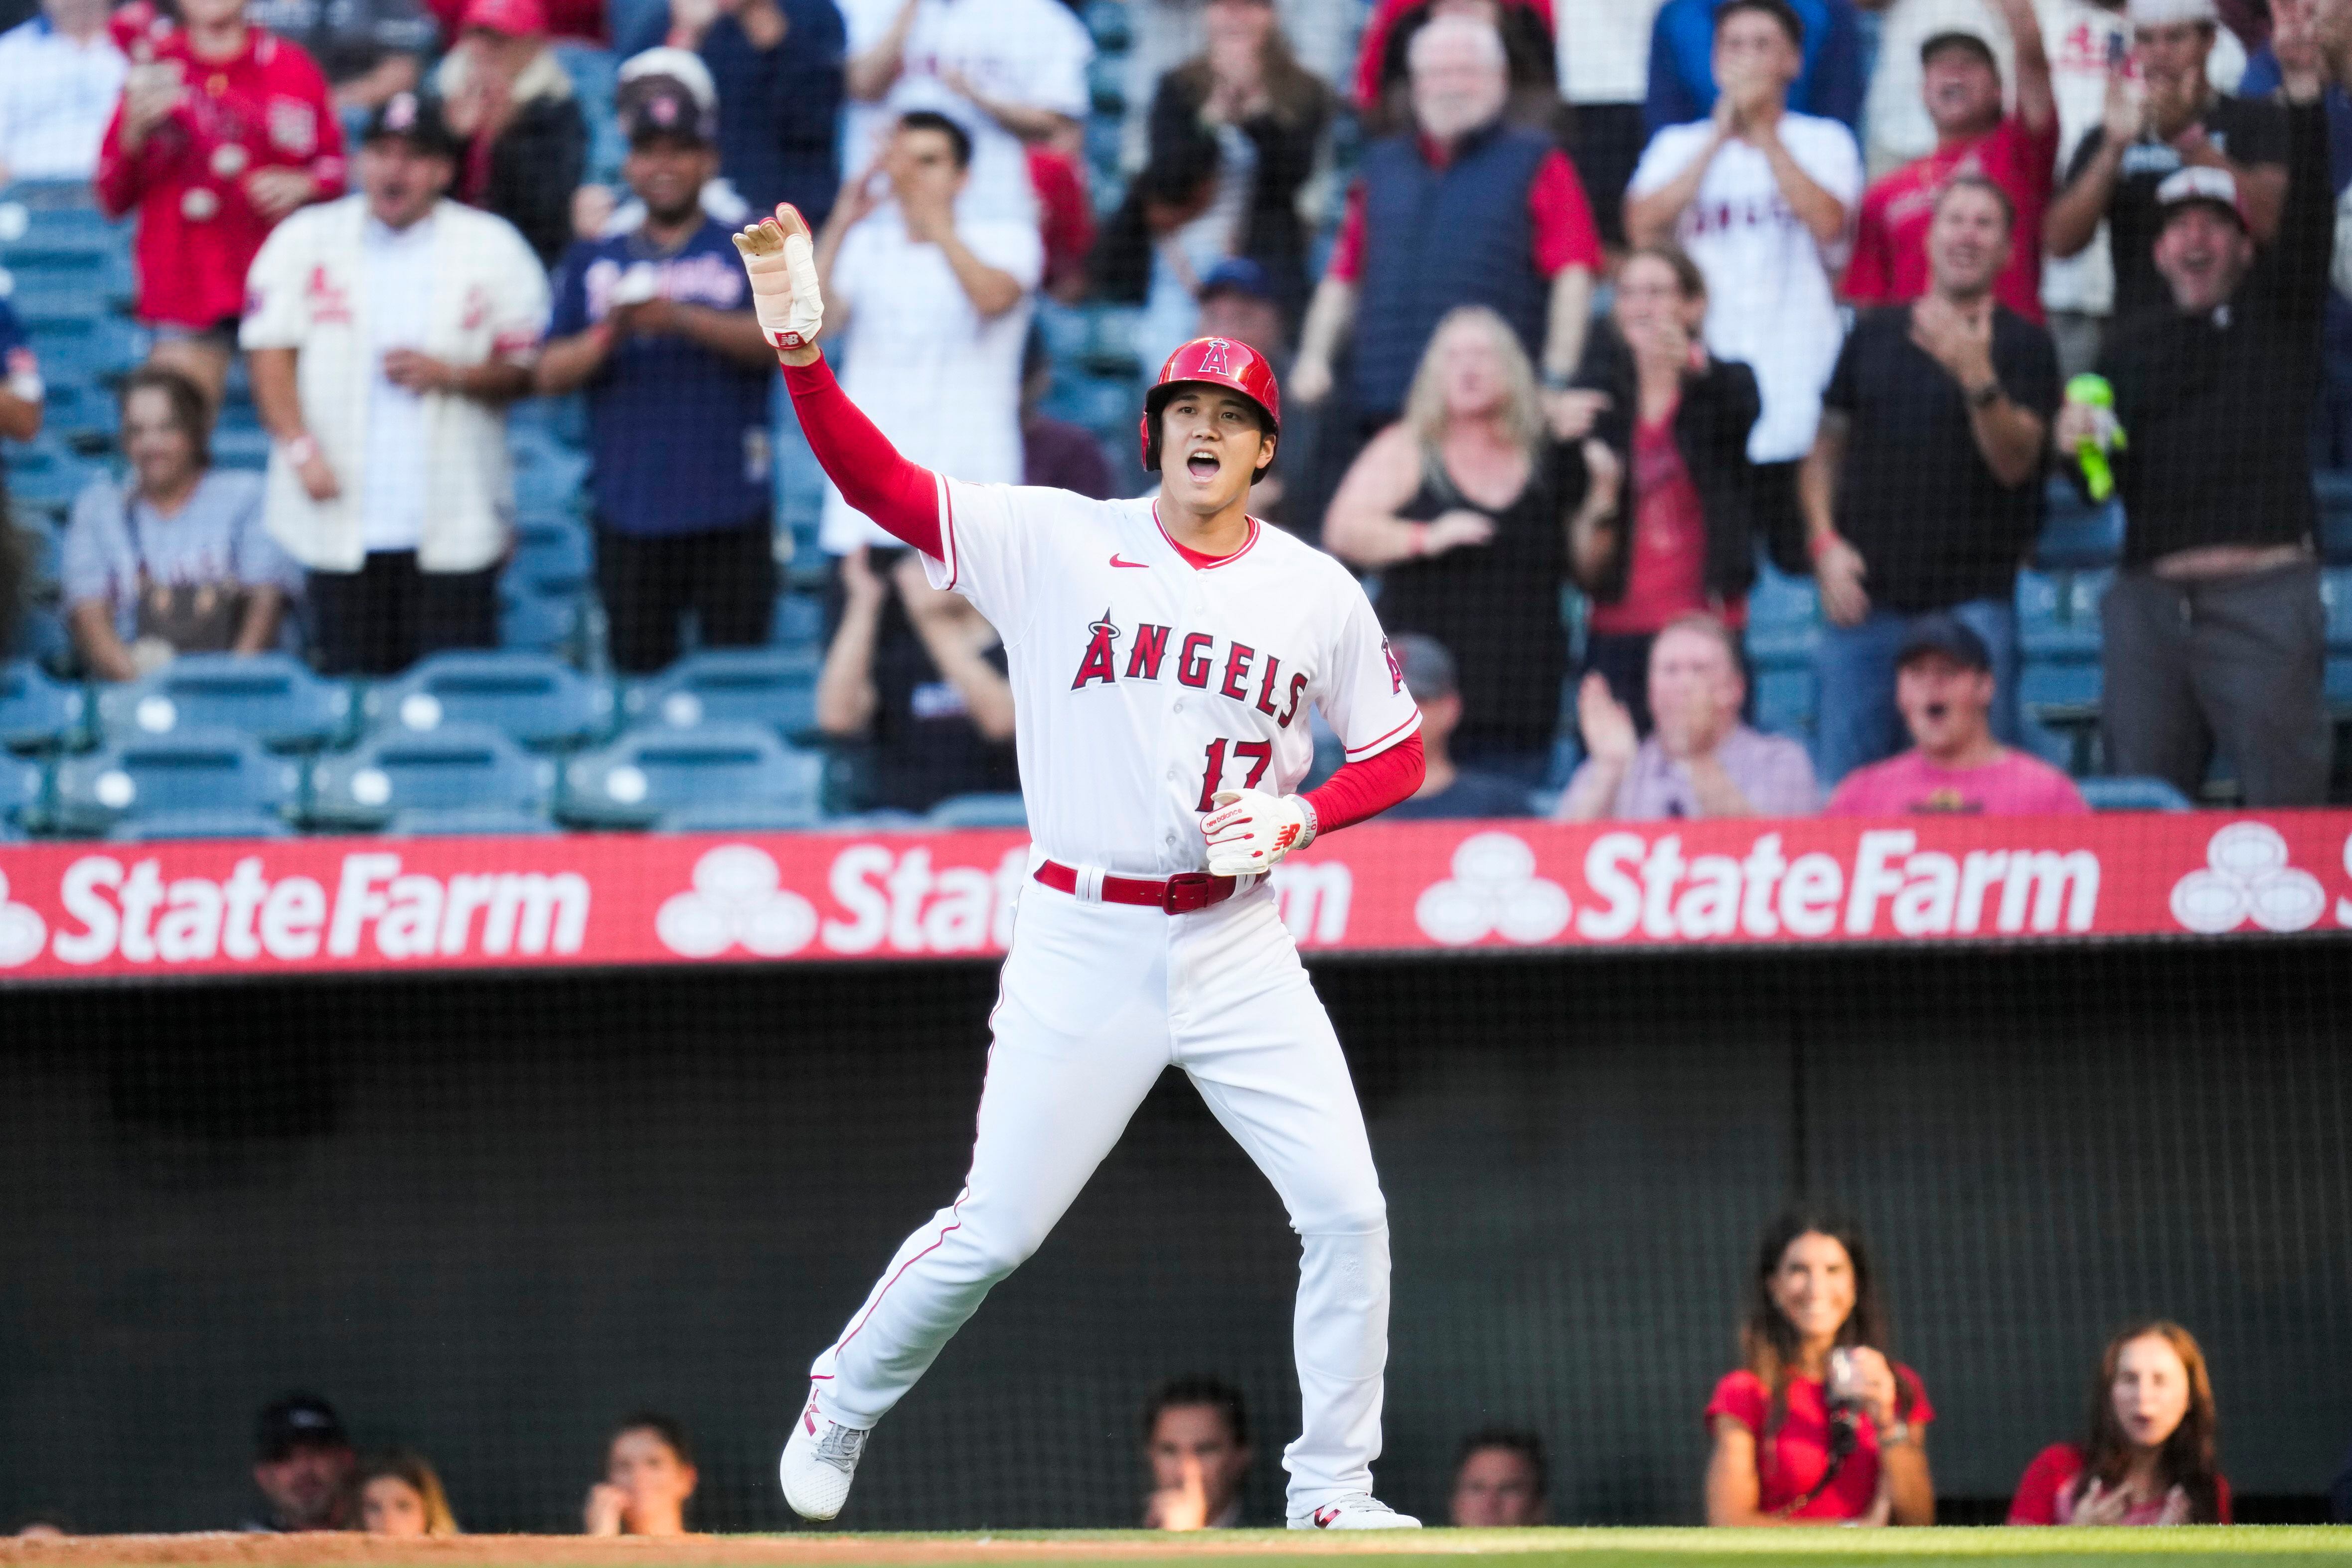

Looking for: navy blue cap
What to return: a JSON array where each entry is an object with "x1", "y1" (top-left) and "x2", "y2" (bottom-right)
[{"x1": 1895, "y1": 614, "x2": 1993, "y2": 673}]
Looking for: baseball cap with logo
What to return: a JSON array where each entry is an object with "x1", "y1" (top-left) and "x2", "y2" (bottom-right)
[
  {"x1": 361, "y1": 91, "x2": 461, "y2": 158},
  {"x1": 1895, "y1": 614, "x2": 1994, "y2": 673},
  {"x1": 1919, "y1": 28, "x2": 1999, "y2": 73},
  {"x1": 2126, "y1": 0, "x2": 2219, "y2": 24},
  {"x1": 2156, "y1": 164, "x2": 2248, "y2": 230},
  {"x1": 618, "y1": 47, "x2": 719, "y2": 146},
  {"x1": 254, "y1": 1394, "x2": 350, "y2": 1462}
]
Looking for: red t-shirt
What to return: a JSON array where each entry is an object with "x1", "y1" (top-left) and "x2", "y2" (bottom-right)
[
  {"x1": 94, "y1": 27, "x2": 346, "y2": 329},
  {"x1": 1325, "y1": 145, "x2": 1601, "y2": 284},
  {"x1": 2008, "y1": 1442, "x2": 2234, "y2": 1525},
  {"x1": 1826, "y1": 749, "x2": 2089, "y2": 817},
  {"x1": 1590, "y1": 408, "x2": 1716, "y2": 636},
  {"x1": 1706, "y1": 1367, "x2": 1935, "y2": 1521},
  {"x1": 1843, "y1": 114, "x2": 2059, "y2": 324}
]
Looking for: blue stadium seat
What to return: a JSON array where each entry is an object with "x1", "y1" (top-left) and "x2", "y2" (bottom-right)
[
  {"x1": 384, "y1": 806, "x2": 560, "y2": 836},
  {"x1": 4, "y1": 438, "x2": 97, "y2": 509},
  {"x1": 929, "y1": 791, "x2": 1028, "y2": 827},
  {"x1": 0, "y1": 748, "x2": 42, "y2": 834},
  {"x1": 362, "y1": 650, "x2": 613, "y2": 750},
  {"x1": 1083, "y1": 0, "x2": 1131, "y2": 50},
  {"x1": 560, "y1": 722, "x2": 823, "y2": 828},
  {"x1": 512, "y1": 516, "x2": 594, "y2": 591},
  {"x1": 621, "y1": 647, "x2": 820, "y2": 738},
  {"x1": 21, "y1": 313, "x2": 140, "y2": 385},
  {"x1": 108, "y1": 809, "x2": 296, "y2": 841},
  {"x1": 50, "y1": 728, "x2": 300, "y2": 837},
  {"x1": 2017, "y1": 569, "x2": 2102, "y2": 660},
  {"x1": 2321, "y1": 567, "x2": 2352, "y2": 653},
  {"x1": 309, "y1": 723, "x2": 556, "y2": 831},
  {"x1": 2080, "y1": 776, "x2": 2194, "y2": 812},
  {"x1": 1743, "y1": 558, "x2": 1819, "y2": 667},
  {"x1": 2018, "y1": 657, "x2": 2102, "y2": 722},
  {"x1": 2034, "y1": 478, "x2": 2124, "y2": 569},
  {"x1": 40, "y1": 377, "x2": 117, "y2": 442},
  {"x1": 208, "y1": 425, "x2": 272, "y2": 471},
  {"x1": 0, "y1": 245, "x2": 132, "y2": 318},
  {"x1": 498, "y1": 582, "x2": 588, "y2": 656},
  {"x1": 771, "y1": 592, "x2": 826, "y2": 647},
  {"x1": 2316, "y1": 469, "x2": 2352, "y2": 563},
  {"x1": 0, "y1": 659, "x2": 86, "y2": 749},
  {"x1": 2328, "y1": 654, "x2": 2352, "y2": 710},
  {"x1": 1541, "y1": 732, "x2": 1584, "y2": 792},
  {"x1": 94, "y1": 654, "x2": 353, "y2": 751}
]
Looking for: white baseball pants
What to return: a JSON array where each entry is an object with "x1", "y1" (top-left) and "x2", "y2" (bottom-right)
[{"x1": 807, "y1": 877, "x2": 1392, "y2": 1511}]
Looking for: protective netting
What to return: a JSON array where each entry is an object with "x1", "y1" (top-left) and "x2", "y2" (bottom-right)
[{"x1": 2, "y1": 940, "x2": 2347, "y2": 1534}]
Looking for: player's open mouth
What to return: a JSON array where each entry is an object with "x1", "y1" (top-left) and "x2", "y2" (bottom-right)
[{"x1": 1186, "y1": 451, "x2": 1221, "y2": 478}]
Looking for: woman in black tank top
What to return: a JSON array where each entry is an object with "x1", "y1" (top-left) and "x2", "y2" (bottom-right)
[{"x1": 1324, "y1": 307, "x2": 1569, "y2": 782}]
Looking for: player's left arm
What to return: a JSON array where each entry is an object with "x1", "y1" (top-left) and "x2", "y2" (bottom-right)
[{"x1": 1201, "y1": 580, "x2": 1424, "y2": 876}]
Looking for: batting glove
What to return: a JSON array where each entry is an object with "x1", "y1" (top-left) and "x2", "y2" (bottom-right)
[
  {"x1": 1202, "y1": 788, "x2": 1315, "y2": 877},
  {"x1": 732, "y1": 202, "x2": 824, "y2": 350}
]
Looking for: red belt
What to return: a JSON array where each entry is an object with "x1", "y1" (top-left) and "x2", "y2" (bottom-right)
[{"x1": 1033, "y1": 860, "x2": 1239, "y2": 915}]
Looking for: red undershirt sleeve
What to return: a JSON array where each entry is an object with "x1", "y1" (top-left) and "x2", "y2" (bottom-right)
[
  {"x1": 1303, "y1": 732, "x2": 1424, "y2": 836},
  {"x1": 781, "y1": 352, "x2": 944, "y2": 559}
]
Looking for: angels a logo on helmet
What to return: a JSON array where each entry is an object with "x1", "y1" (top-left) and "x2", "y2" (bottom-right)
[{"x1": 1195, "y1": 337, "x2": 1234, "y2": 376}]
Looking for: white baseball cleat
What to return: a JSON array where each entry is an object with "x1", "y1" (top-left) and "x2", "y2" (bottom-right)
[
  {"x1": 1288, "y1": 1495, "x2": 1422, "y2": 1530},
  {"x1": 779, "y1": 1389, "x2": 870, "y2": 1521}
]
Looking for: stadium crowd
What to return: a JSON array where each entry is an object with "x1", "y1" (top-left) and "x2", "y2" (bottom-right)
[
  {"x1": 15, "y1": 1209, "x2": 2348, "y2": 1534},
  {"x1": 4, "y1": 0, "x2": 2352, "y2": 834}
]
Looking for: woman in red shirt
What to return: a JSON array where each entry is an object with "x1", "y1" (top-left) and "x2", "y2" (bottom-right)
[
  {"x1": 1703, "y1": 1209, "x2": 1935, "y2": 1526},
  {"x1": 2009, "y1": 1321, "x2": 2231, "y2": 1526}
]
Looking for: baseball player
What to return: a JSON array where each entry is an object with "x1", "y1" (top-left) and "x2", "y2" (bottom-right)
[{"x1": 735, "y1": 203, "x2": 1428, "y2": 1531}]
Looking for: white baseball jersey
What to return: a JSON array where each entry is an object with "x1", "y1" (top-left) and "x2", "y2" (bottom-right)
[{"x1": 923, "y1": 480, "x2": 1422, "y2": 875}]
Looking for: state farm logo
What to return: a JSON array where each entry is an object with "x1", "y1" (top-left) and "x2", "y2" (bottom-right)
[
  {"x1": 656, "y1": 845, "x2": 818, "y2": 958},
  {"x1": 2169, "y1": 821, "x2": 2326, "y2": 935},
  {"x1": 0, "y1": 869, "x2": 45, "y2": 968},
  {"x1": 1414, "y1": 832, "x2": 1571, "y2": 946}
]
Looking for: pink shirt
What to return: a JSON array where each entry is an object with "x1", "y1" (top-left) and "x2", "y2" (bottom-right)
[
  {"x1": 1827, "y1": 749, "x2": 2089, "y2": 817},
  {"x1": 1590, "y1": 410, "x2": 1711, "y2": 636}
]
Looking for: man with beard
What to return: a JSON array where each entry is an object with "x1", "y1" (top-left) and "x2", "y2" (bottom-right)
[{"x1": 538, "y1": 58, "x2": 780, "y2": 673}]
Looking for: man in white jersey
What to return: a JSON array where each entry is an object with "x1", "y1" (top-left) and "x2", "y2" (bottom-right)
[{"x1": 733, "y1": 202, "x2": 1429, "y2": 1531}]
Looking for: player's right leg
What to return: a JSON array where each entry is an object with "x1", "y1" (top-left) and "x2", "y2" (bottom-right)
[{"x1": 782, "y1": 892, "x2": 1174, "y2": 1520}]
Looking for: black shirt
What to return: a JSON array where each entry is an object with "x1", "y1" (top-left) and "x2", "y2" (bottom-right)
[
  {"x1": 1383, "y1": 769, "x2": 1532, "y2": 820},
  {"x1": 868, "y1": 608, "x2": 1019, "y2": 814},
  {"x1": 1377, "y1": 452, "x2": 1568, "y2": 755},
  {"x1": 2094, "y1": 100, "x2": 2334, "y2": 564},
  {"x1": 2064, "y1": 93, "x2": 2289, "y2": 324},
  {"x1": 1822, "y1": 304, "x2": 2060, "y2": 613}
]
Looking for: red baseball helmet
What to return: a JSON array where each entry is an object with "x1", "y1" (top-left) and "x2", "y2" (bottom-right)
[{"x1": 1139, "y1": 337, "x2": 1282, "y2": 472}]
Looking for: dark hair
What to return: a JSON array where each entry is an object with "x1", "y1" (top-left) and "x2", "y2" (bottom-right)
[
  {"x1": 897, "y1": 110, "x2": 973, "y2": 171},
  {"x1": 1622, "y1": 242, "x2": 1708, "y2": 303},
  {"x1": 1714, "y1": 0, "x2": 1804, "y2": 46},
  {"x1": 2077, "y1": 1321, "x2": 2223, "y2": 1522},
  {"x1": 1453, "y1": 1428, "x2": 1547, "y2": 1499},
  {"x1": 1739, "y1": 1208, "x2": 1913, "y2": 1436},
  {"x1": 1173, "y1": 9, "x2": 1330, "y2": 131},
  {"x1": 1141, "y1": 1376, "x2": 1250, "y2": 1449},
  {"x1": 118, "y1": 363, "x2": 214, "y2": 468},
  {"x1": 1933, "y1": 172, "x2": 2017, "y2": 235},
  {"x1": 610, "y1": 1412, "x2": 694, "y2": 1468}
]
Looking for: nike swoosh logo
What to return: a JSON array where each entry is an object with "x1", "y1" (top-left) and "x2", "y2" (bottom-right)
[{"x1": 1110, "y1": 554, "x2": 1149, "y2": 569}]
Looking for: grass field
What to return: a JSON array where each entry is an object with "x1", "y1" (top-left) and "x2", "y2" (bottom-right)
[{"x1": 2, "y1": 1528, "x2": 2347, "y2": 1568}]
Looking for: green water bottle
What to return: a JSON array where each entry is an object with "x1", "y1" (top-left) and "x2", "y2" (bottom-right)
[{"x1": 2066, "y1": 373, "x2": 2125, "y2": 503}]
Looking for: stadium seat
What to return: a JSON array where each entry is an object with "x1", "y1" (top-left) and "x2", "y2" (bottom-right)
[
  {"x1": 772, "y1": 592, "x2": 826, "y2": 647},
  {"x1": 309, "y1": 723, "x2": 556, "y2": 831},
  {"x1": 560, "y1": 722, "x2": 823, "y2": 829},
  {"x1": 94, "y1": 654, "x2": 353, "y2": 752},
  {"x1": 0, "y1": 659, "x2": 86, "y2": 749},
  {"x1": 2034, "y1": 479, "x2": 2124, "y2": 569},
  {"x1": 21, "y1": 314, "x2": 140, "y2": 386},
  {"x1": 50, "y1": 728, "x2": 301, "y2": 837},
  {"x1": 3, "y1": 438, "x2": 97, "y2": 510},
  {"x1": 621, "y1": 647, "x2": 820, "y2": 739},
  {"x1": 2080, "y1": 776, "x2": 2194, "y2": 812},
  {"x1": 1083, "y1": 0, "x2": 1131, "y2": 50},
  {"x1": 2321, "y1": 567, "x2": 2352, "y2": 653},
  {"x1": 929, "y1": 791, "x2": 1028, "y2": 827},
  {"x1": 107, "y1": 808, "x2": 295, "y2": 841},
  {"x1": 362, "y1": 650, "x2": 614, "y2": 751},
  {"x1": 511, "y1": 516, "x2": 594, "y2": 592},
  {"x1": 2017, "y1": 570, "x2": 2102, "y2": 660},
  {"x1": 383, "y1": 806, "x2": 561, "y2": 836},
  {"x1": 498, "y1": 581, "x2": 589, "y2": 657},
  {"x1": 2316, "y1": 469, "x2": 2352, "y2": 563},
  {"x1": 0, "y1": 748, "x2": 42, "y2": 835}
]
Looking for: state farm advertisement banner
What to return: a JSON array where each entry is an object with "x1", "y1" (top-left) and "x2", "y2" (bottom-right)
[{"x1": 1, "y1": 813, "x2": 2349, "y2": 981}]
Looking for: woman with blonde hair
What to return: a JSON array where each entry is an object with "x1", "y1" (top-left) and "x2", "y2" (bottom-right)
[
  {"x1": 2009, "y1": 1322, "x2": 2231, "y2": 1525},
  {"x1": 1324, "y1": 304, "x2": 1568, "y2": 784},
  {"x1": 358, "y1": 1450, "x2": 460, "y2": 1536}
]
